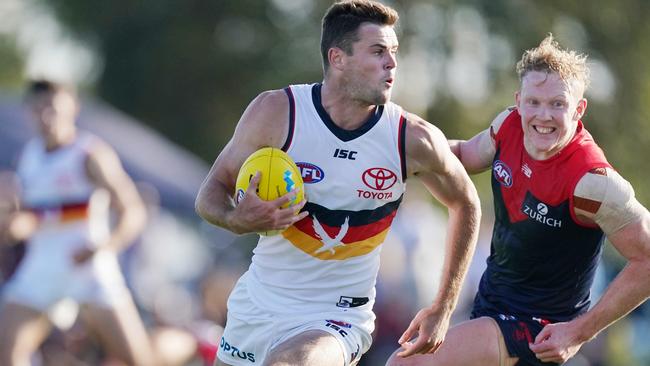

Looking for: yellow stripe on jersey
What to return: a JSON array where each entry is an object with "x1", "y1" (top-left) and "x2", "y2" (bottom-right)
[{"x1": 282, "y1": 225, "x2": 391, "y2": 260}]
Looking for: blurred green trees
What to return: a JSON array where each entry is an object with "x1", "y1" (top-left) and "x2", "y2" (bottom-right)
[
  {"x1": 8, "y1": 0, "x2": 650, "y2": 203},
  {"x1": 0, "y1": 38, "x2": 23, "y2": 89}
]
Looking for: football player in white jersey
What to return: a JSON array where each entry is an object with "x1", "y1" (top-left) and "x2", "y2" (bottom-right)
[
  {"x1": 0, "y1": 80, "x2": 154, "y2": 365},
  {"x1": 196, "y1": 1, "x2": 481, "y2": 365}
]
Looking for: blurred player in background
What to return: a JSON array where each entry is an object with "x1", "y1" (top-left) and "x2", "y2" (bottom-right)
[
  {"x1": 0, "y1": 80, "x2": 154, "y2": 365},
  {"x1": 196, "y1": 0, "x2": 481, "y2": 365},
  {"x1": 386, "y1": 35, "x2": 650, "y2": 366}
]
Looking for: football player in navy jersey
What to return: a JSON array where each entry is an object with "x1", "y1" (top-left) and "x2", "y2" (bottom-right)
[
  {"x1": 196, "y1": 1, "x2": 481, "y2": 365},
  {"x1": 386, "y1": 35, "x2": 650, "y2": 366}
]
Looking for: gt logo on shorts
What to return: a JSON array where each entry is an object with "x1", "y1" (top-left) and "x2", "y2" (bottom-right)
[{"x1": 220, "y1": 336, "x2": 255, "y2": 363}]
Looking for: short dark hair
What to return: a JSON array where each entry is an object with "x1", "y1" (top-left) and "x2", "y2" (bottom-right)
[
  {"x1": 321, "y1": 0, "x2": 398, "y2": 73},
  {"x1": 25, "y1": 79, "x2": 76, "y2": 100}
]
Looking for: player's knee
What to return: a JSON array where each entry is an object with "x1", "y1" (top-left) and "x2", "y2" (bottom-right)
[
  {"x1": 262, "y1": 352, "x2": 293, "y2": 366},
  {"x1": 384, "y1": 350, "x2": 400, "y2": 366},
  {"x1": 263, "y1": 347, "x2": 319, "y2": 366},
  {"x1": 385, "y1": 350, "x2": 420, "y2": 366}
]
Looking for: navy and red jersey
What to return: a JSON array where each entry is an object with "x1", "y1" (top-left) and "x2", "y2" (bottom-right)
[{"x1": 474, "y1": 109, "x2": 611, "y2": 321}]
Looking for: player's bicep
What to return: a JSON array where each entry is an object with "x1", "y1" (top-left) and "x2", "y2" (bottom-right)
[
  {"x1": 203, "y1": 139, "x2": 249, "y2": 195},
  {"x1": 233, "y1": 90, "x2": 290, "y2": 150},
  {"x1": 574, "y1": 168, "x2": 646, "y2": 235},
  {"x1": 408, "y1": 120, "x2": 476, "y2": 207},
  {"x1": 86, "y1": 143, "x2": 141, "y2": 209},
  {"x1": 457, "y1": 128, "x2": 496, "y2": 173},
  {"x1": 198, "y1": 90, "x2": 290, "y2": 199},
  {"x1": 452, "y1": 108, "x2": 509, "y2": 173}
]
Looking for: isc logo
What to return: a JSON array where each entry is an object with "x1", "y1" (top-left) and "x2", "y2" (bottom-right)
[{"x1": 333, "y1": 148, "x2": 358, "y2": 160}]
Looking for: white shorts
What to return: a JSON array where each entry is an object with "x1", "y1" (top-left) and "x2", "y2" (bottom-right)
[
  {"x1": 217, "y1": 274, "x2": 373, "y2": 366},
  {"x1": 2, "y1": 234, "x2": 130, "y2": 313}
]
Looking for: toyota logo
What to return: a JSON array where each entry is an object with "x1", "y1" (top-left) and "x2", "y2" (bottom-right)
[{"x1": 362, "y1": 167, "x2": 397, "y2": 191}]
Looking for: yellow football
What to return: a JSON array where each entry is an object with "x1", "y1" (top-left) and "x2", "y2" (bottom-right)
[{"x1": 234, "y1": 147, "x2": 304, "y2": 236}]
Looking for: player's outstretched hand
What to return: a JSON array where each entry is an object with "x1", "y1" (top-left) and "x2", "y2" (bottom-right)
[
  {"x1": 230, "y1": 172, "x2": 308, "y2": 234},
  {"x1": 396, "y1": 307, "x2": 451, "y2": 358}
]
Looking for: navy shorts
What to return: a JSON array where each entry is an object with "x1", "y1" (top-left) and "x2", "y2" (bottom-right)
[{"x1": 471, "y1": 308, "x2": 559, "y2": 366}]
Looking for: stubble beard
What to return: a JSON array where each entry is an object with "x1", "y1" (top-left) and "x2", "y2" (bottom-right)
[{"x1": 345, "y1": 76, "x2": 390, "y2": 106}]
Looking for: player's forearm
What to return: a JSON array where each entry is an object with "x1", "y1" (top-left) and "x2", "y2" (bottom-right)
[
  {"x1": 573, "y1": 259, "x2": 650, "y2": 342},
  {"x1": 195, "y1": 180, "x2": 241, "y2": 233},
  {"x1": 432, "y1": 198, "x2": 481, "y2": 313},
  {"x1": 106, "y1": 202, "x2": 147, "y2": 252}
]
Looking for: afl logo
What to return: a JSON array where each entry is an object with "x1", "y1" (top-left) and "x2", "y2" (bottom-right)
[
  {"x1": 493, "y1": 160, "x2": 513, "y2": 187},
  {"x1": 362, "y1": 167, "x2": 397, "y2": 191},
  {"x1": 296, "y1": 162, "x2": 324, "y2": 184}
]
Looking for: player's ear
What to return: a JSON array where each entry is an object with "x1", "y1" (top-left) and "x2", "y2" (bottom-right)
[
  {"x1": 328, "y1": 47, "x2": 346, "y2": 71},
  {"x1": 574, "y1": 98, "x2": 587, "y2": 120},
  {"x1": 514, "y1": 90, "x2": 521, "y2": 108}
]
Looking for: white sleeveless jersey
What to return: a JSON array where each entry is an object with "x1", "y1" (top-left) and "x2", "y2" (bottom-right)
[
  {"x1": 17, "y1": 132, "x2": 110, "y2": 247},
  {"x1": 246, "y1": 83, "x2": 407, "y2": 314},
  {"x1": 6, "y1": 133, "x2": 128, "y2": 311}
]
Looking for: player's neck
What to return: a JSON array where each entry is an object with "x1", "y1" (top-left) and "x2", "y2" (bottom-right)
[
  {"x1": 320, "y1": 82, "x2": 376, "y2": 131},
  {"x1": 44, "y1": 130, "x2": 77, "y2": 152}
]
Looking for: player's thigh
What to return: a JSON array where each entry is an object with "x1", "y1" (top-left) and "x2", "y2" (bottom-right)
[
  {"x1": 80, "y1": 301, "x2": 153, "y2": 365},
  {"x1": 386, "y1": 317, "x2": 518, "y2": 366},
  {"x1": 0, "y1": 301, "x2": 52, "y2": 356},
  {"x1": 264, "y1": 329, "x2": 344, "y2": 366}
]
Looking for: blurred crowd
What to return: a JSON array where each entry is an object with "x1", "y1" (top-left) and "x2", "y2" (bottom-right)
[
  {"x1": 0, "y1": 91, "x2": 648, "y2": 366},
  {"x1": 2, "y1": 169, "x2": 649, "y2": 365}
]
